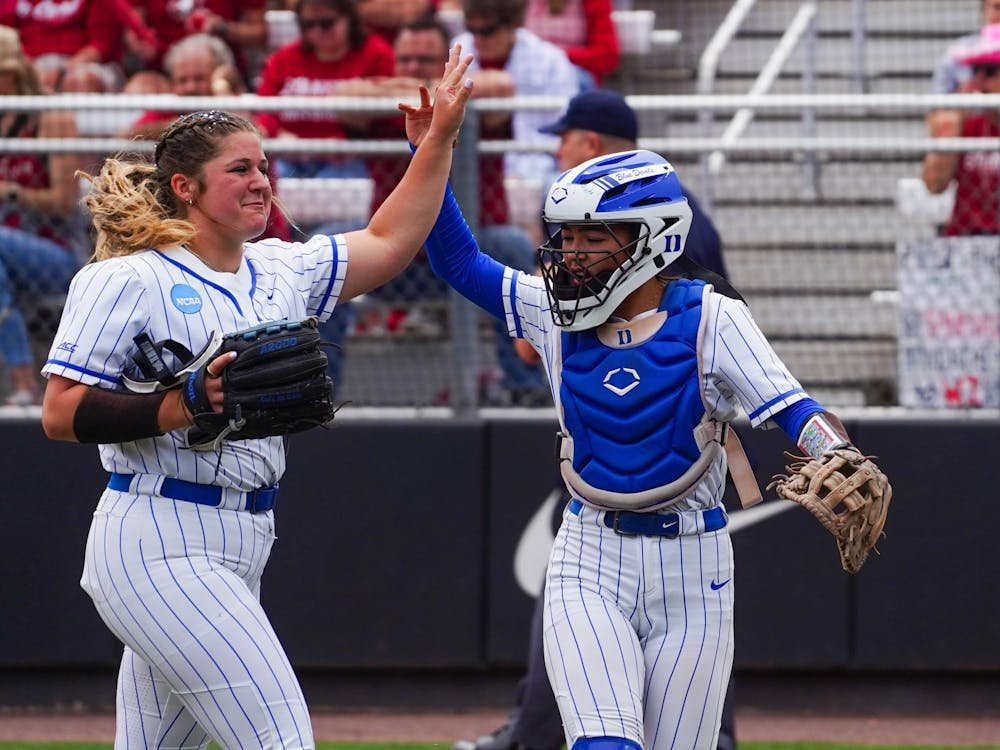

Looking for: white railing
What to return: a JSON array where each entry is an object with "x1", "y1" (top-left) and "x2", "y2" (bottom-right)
[
  {"x1": 7, "y1": 91, "x2": 1000, "y2": 113},
  {"x1": 3, "y1": 92, "x2": 1000, "y2": 156},
  {"x1": 694, "y1": 0, "x2": 821, "y2": 209},
  {"x1": 706, "y1": 1, "x2": 819, "y2": 175}
]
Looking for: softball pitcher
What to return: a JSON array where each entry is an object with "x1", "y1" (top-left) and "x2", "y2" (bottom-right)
[
  {"x1": 40, "y1": 47, "x2": 472, "y2": 750},
  {"x1": 419, "y1": 148, "x2": 879, "y2": 750}
]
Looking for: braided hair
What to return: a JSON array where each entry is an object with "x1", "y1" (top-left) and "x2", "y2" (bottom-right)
[{"x1": 82, "y1": 110, "x2": 260, "y2": 261}]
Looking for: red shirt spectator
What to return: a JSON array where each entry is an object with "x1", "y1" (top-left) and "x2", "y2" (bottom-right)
[
  {"x1": 523, "y1": 0, "x2": 618, "y2": 85},
  {"x1": 943, "y1": 114, "x2": 1000, "y2": 236},
  {"x1": 4, "y1": 0, "x2": 123, "y2": 65},
  {"x1": 131, "y1": 0, "x2": 266, "y2": 78},
  {"x1": 256, "y1": 34, "x2": 394, "y2": 139},
  {"x1": 367, "y1": 116, "x2": 509, "y2": 227}
]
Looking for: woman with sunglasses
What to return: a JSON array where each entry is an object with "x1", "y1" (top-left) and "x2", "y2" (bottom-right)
[
  {"x1": 924, "y1": 22, "x2": 1000, "y2": 236},
  {"x1": 256, "y1": 0, "x2": 394, "y2": 181},
  {"x1": 451, "y1": 0, "x2": 580, "y2": 182}
]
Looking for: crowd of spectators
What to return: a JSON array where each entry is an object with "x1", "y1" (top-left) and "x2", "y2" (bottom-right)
[{"x1": 0, "y1": 0, "x2": 625, "y2": 404}]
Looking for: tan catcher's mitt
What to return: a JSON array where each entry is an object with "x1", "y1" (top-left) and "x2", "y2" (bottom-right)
[{"x1": 768, "y1": 448, "x2": 892, "y2": 573}]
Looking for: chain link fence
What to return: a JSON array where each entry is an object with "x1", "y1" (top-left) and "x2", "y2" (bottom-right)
[{"x1": 1, "y1": 0, "x2": 997, "y2": 410}]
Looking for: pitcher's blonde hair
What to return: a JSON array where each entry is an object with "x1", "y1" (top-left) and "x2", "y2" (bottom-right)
[{"x1": 82, "y1": 110, "x2": 261, "y2": 261}]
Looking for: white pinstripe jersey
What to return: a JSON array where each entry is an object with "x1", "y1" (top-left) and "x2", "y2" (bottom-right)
[
  {"x1": 500, "y1": 269, "x2": 808, "y2": 512},
  {"x1": 42, "y1": 234, "x2": 348, "y2": 491}
]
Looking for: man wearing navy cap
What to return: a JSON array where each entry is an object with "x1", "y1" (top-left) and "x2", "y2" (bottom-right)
[
  {"x1": 454, "y1": 91, "x2": 737, "y2": 750},
  {"x1": 538, "y1": 88, "x2": 727, "y2": 278}
]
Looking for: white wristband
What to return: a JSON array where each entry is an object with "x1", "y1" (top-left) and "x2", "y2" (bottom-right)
[{"x1": 797, "y1": 413, "x2": 849, "y2": 459}]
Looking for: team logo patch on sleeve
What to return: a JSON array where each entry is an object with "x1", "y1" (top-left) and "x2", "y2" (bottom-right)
[{"x1": 170, "y1": 284, "x2": 203, "y2": 314}]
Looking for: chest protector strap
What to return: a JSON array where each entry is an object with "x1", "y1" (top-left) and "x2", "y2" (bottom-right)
[{"x1": 558, "y1": 417, "x2": 726, "y2": 511}]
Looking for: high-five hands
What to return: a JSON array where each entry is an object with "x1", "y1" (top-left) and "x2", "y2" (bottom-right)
[{"x1": 400, "y1": 44, "x2": 474, "y2": 148}]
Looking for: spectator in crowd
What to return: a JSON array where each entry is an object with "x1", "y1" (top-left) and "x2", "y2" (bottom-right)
[
  {"x1": 256, "y1": 0, "x2": 395, "y2": 180},
  {"x1": 58, "y1": 61, "x2": 121, "y2": 92},
  {"x1": 923, "y1": 23, "x2": 1000, "y2": 237},
  {"x1": 0, "y1": 26, "x2": 82, "y2": 405},
  {"x1": 120, "y1": 68, "x2": 171, "y2": 94},
  {"x1": 1, "y1": 0, "x2": 127, "y2": 91},
  {"x1": 522, "y1": 0, "x2": 618, "y2": 89},
  {"x1": 122, "y1": 33, "x2": 245, "y2": 139},
  {"x1": 356, "y1": 0, "x2": 436, "y2": 45},
  {"x1": 452, "y1": 0, "x2": 580, "y2": 183},
  {"x1": 276, "y1": 0, "x2": 437, "y2": 45},
  {"x1": 453, "y1": 87, "x2": 737, "y2": 750},
  {"x1": 931, "y1": 0, "x2": 1000, "y2": 94},
  {"x1": 129, "y1": 0, "x2": 268, "y2": 88},
  {"x1": 313, "y1": 16, "x2": 546, "y2": 403}
]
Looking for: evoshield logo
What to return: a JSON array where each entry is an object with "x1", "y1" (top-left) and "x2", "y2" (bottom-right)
[
  {"x1": 170, "y1": 284, "x2": 203, "y2": 314},
  {"x1": 603, "y1": 367, "x2": 640, "y2": 396}
]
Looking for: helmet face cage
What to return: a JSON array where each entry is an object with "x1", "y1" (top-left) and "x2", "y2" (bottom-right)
[
  {"x1": 538, "y1": 149, "x2": 692, "y2": 332},
  {"x1": 538, "y1": 221, "x2": 649, "y2": 327}
]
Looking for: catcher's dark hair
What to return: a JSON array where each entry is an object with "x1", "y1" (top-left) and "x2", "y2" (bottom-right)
[{"x1": 670, "y1": 255, "x2": 746, "y2": 304}]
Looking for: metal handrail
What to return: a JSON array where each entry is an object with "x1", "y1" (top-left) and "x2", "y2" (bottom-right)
[
  {"x1": 1, "y1": 135, "x2": 993, "y2": 156},
  {"x1": 5, "y1": 92, "x2": 1000, "y2": 113},
  {"x1": 707, "y1": 1, "x2": 819, "y2": 174},
  {"x1": 695, "y1": 0, "x2": 761, "y2": 98}
]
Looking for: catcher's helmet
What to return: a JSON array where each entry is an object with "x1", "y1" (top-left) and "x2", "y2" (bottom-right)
[{"x1": 539, "y1": 149, "x2": 692, "y2": 331}]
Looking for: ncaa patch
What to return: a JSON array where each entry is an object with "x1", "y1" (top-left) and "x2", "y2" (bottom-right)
[{"x1": 170, "y1": 283, "x2": 203, "y2": 314}]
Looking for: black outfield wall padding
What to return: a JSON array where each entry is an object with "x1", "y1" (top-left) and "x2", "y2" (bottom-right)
[
  {"x1": 261, "y1": 419, "x2": 486, "y2": 667},
  {"x1": 1, "y1": 421, "x2": 117, "y2": 666},
  {"x1": 1, "y1": 414, "x2": 997, "y2": 678}
]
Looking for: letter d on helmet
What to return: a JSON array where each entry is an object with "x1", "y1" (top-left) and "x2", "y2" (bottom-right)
[{"x1": 539, "y1": 150, "x2": 692, "y2": 331}]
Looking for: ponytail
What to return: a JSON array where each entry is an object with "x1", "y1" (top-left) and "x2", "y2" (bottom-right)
[{"x1": 80, "y1": 159, "x2": 195, "y2": 261}]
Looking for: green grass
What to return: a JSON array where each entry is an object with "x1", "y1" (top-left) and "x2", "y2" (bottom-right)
[{"x1": 0, "y1": 743, "x2": 997, "y2": 750}]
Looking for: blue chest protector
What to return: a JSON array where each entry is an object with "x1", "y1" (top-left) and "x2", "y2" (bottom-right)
[{"x1": 558, "y1": 278, "x2": 724, "y2": 511}]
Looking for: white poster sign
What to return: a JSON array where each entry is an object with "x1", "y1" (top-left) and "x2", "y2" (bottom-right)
[{"x1": 897, "y1": 236, "x2": 1000, "y2": 408}]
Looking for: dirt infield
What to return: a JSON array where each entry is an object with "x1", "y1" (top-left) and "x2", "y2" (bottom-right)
[{"x1": 0, "y1": 710, "x2": 997, "y2": 746}]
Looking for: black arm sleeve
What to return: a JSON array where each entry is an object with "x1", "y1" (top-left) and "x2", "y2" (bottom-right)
[{"x1": 72, "y1": 387, "x2": 168, "y2": 444}]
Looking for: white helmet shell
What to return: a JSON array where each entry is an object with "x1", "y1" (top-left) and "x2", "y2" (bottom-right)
[{"x1": 539, "y1": 150, "x2": 693, "y2": 331}]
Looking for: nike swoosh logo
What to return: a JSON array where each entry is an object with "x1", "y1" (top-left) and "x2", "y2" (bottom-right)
[
  {"x1": 710, "y1": 578, "x2": 731, "y2": 590},
  {"x1": 513, "y1": 488, "x2": 562, "y2": 597}
]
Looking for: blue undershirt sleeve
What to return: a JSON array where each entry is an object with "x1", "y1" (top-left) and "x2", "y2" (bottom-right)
[
  {"x1": 423, "y1": 182, "x2": 509, "y2": 321},
  {"x1": 770, "y1": 397, "x2": 825, "y2": 442}
]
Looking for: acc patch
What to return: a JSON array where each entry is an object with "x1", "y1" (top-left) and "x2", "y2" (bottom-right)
[{"x1": 170, "y1": 283, "x2": 203, "y2": 314}]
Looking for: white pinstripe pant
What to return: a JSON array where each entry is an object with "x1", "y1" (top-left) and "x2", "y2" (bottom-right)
[
  {"x1": 81, "y1": 488, "x2": 314, "y2": 749},
  {"x1": 543, "y1": 504, "x2": 734, "y2": 750}
]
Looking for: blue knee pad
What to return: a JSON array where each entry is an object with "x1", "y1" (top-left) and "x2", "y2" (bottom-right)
[{"x1": 572, "y1": 737, "x2": 642, "y2": 750}]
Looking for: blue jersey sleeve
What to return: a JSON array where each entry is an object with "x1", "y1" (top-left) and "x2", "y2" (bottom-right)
[
  {"x1": 424, "y1": 183, "x2": 511, "y2": 322},
  {"x1": 771, "y1": 397, "x2": 825, "y2": 442}
]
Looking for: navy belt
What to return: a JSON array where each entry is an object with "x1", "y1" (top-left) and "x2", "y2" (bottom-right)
[
  {"x1": 108, "y1": 473, "x2": 278, "y2": 513},
  {"x1": 568, "y1": 498, "x2": 727, "y2": 538}
]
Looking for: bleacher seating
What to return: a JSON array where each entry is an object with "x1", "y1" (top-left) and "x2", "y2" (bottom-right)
[{"x1": 620, "y1": 0, "x2": 984, "y2": 407}]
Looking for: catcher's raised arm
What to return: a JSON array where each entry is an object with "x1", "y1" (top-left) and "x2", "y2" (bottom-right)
[{"x1": 767, "y1": 410, "x2": 893, "y2": 574}]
